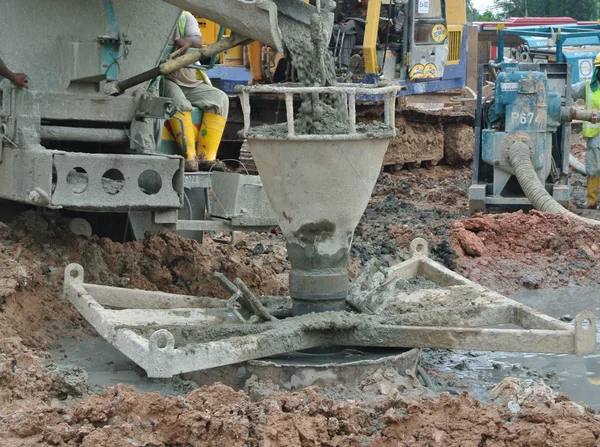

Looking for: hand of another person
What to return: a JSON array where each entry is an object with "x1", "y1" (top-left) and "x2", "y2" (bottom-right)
[{"x1": 11, "y1": 73, "x2": 29, "y2": 88}]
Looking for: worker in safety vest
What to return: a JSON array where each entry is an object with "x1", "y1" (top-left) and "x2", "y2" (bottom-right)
[
  {"x1": 163, "y1": 11, "x2": 229, "y2": 172},
  {"x1": 0, "y1": 55, "x2": 29, "y2": 88},
  {"x1": 572, "y1": 53, "x2": 600, "y2": 208}
]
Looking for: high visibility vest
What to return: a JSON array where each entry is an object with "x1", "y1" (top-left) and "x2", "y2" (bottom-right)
[
  {"x1": 174, "y1": 11, "x2": 212, "y2": 86},
  {"x1": 584, "y1": 80, "x2": 600, "y2": 138},
  {"x1": 177, "y1": 11, "x2": 190, "y2": 38}
]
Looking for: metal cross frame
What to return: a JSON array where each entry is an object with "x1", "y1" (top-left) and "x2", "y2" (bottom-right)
[{"x1": 63, "y1": 238, "x2": 596, "y2": 379}]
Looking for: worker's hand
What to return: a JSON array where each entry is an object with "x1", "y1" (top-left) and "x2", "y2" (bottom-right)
[
  {"x1": 174, "y1": 39, "x2": 190, "y2": 50},
  {"x1": 11, "y1": 73, "x2": 29, "y2": 89}
]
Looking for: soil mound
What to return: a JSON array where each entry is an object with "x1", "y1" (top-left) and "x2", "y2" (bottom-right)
[
  {"x1": 451, "y1": 210, "x2": 600, "y2": 292},
  {"x1": 0, "y1": 212, "x2": 288, "y2": 347}
]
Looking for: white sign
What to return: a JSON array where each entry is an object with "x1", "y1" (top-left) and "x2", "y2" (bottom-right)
[
  {"x1": 501, "y1": 82, "x2": 519, "y2": 92},
  {"x1": 418, "y1": 0, "x2": 430, "y2": 14},
  {"x1": 579, "y1": 59, "x2": 593, "y2": 80}
]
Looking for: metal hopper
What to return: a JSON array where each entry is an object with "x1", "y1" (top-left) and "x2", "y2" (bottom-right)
[{"x1": 238, "y1": 84, "x2": 400, "y2": 315}]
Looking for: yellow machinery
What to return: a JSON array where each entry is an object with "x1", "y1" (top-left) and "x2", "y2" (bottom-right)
[{"x1": 187, "y1": 0, "x2": 470, "y2": 169}]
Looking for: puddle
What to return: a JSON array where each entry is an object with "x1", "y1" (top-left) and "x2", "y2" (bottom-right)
[
  {"x1": 50, "y1": 337, "x2": 197, "y2": 396},
  {"x1": 423, "y1": 286, "x2": 600, "y2": 409}
]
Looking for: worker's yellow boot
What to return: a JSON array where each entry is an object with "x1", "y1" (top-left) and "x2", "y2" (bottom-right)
[
  {"x1": 197, "y1": 112, "x2": 226, "y2": 171},
  {"x1": 169, "y1": 111, "x2": 198, "y2": 172},
  {"x1": 586, "y1": 177, "x2": 600, "y2": 208}
]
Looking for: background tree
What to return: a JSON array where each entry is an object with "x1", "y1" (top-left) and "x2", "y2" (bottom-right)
[
  {"x1": 494, "y1": 0, "x2": 598, "y2": 20},
  {"x1": 467, "y1": 0, "x2": 502, "y2": 22}
]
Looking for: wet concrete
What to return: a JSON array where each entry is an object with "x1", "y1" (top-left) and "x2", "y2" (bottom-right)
[
  {"x1": 423, "y1": 286, "x2": 600, "y2": 409},
  {"x1": 50, "y1": 337, "x2": 197, "y2": 396}
]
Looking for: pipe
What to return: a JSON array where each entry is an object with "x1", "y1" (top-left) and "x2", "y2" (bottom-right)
[
  {"x1": 565, "y1": 106, "x2": 599, "y2": 124},
  {"x1": 508, "y1": 141, "x2": 600, "y2": 227},
  {"x1": 104, "y1": 34, "x2": 252, "y2": 96},
  {"x1": 40, "y1": 126, "x2": 128, "y2": 143},
  {"x1": 569, "y1": 154, "x2": 587, "y2": 176}
]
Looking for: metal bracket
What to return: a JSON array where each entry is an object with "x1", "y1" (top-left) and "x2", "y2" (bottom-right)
[
  {"x1": 136, "y1": 94, "x2": 175, "y2": 120},
  {"x1": 63, "y1": 238, "x2": 596, "y2": 379}
]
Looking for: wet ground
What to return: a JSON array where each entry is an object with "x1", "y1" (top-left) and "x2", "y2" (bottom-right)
[
  {"x1": 50, "y1": 285, "x2": 600, "y2": 410},
  {"x1": 424, "y1": 286, "x2": 600, "y2": 409},
  {"x1": 51, "y1": 337, "x2": 199, "y2": 396},
  {"x1": 3, "y1": 150, "x2": 600, "y2": 445}
]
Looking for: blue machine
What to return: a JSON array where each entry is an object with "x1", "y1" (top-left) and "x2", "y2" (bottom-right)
[
  {"x1": 469, "y1": 62, "x2": 574, "y2": 211},
  {"x1": 498, "y1": 25, "x2": 600, "y2": 83}
]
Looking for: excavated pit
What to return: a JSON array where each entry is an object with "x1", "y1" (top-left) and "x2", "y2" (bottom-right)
[{"x1": 2, "y1": 163, "x2": 600, "y2": 445}]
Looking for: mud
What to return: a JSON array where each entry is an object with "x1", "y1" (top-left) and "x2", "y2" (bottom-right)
[
  {"x1": 451, "y1": 210, "x2": 600, "y2": 293},
  {"x1": 4, "y1": 127, "x2": 600, "y2": 445},
  {"x1": 422, "y1": 285, "x2": 600, "y2": 410},
  {"x1": 0, "y1": 211, "x2": 288, "y2": 347},
  {"x1": 444, "y1": 123, "x2": 474, "y2": 165},
  {"x1": 2, "y1": 381, "x2": 598, "y2": 447},
  {"x1": 385, "y1": 115, "x2": 444, "y2": 166},
  {"x1": 352, "y1": 195, "x2": 462, "y2": 269}
]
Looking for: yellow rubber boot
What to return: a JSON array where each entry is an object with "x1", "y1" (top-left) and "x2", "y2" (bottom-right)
[
  {"x1": 586, "y1": 177, "x2": 600, "y2": 208},
  {"x1": 197, "y1": 112, "x2": 226, "y2": 171},
  {"x1": 169, "y1": 111, "x2": 198, "y2": 172}
]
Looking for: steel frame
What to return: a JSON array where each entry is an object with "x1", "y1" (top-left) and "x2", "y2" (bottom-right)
[
  {"x1": 497, "y1": 26, "x2": 600, "y2": 64},
  {"x1": 235, "y1": 83, "x2": 401, "y2": 139},
  {"x1": 63, "y1": 238, "x2": 596, "y2": 379}
]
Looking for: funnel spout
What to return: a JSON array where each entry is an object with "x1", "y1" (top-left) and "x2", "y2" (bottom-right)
[{"x1": 287, "y1": 224, "x2": 352, "y2": 314}]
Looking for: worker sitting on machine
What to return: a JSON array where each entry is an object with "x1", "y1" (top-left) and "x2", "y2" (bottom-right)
[
  {"x1": 0, "y1": 55, "x2": 29, "y2": 88},
  {"x1": 163, "y1": 11, "x2": 229, "y2": 172},
  {"x1": 572, "y1": 53, "x2": 600, "y2": 208}
]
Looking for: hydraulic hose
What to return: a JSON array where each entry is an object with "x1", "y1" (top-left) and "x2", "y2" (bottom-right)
[
  {"x1": 508, "y1": 142, "x2": 600, "y2": 227},
  {"x1": 569, "y1": 154, "x2": 587, "y2": 176}
]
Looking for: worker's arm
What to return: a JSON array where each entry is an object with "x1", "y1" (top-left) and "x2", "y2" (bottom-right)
[
  {"x1": 571, "y1": 81, "x2": 587, "y2": 102},
  {"x1": 0, "y1": 56, "x2": 29, "y2": 88},
  {"x1": 174, "y1": 13, "x2": 202, "y2": 49}
]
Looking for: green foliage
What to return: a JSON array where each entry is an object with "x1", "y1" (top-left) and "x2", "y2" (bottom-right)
[
  {"x1": 493, "y1": 0, "x2": 598, "y2": 20},
  {"x1": 466, "y1": 0, "x2": 502, "y2": 22},
  {"x1": 479, "y1": 10, "x2": 502, "y2": 21}
]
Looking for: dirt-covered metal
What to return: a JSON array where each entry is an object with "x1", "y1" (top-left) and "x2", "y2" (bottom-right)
[{"x1": 63, "y1": 238, "x2": 596, "y2": 379}]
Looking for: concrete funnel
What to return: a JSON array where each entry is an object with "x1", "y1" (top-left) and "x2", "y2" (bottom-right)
[{"x1": 246, "y1": 137, "x2": 390, "y2": 315}]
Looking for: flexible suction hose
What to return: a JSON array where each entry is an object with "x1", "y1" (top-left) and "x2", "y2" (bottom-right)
[
  {"x1": 508, "y1": 142, "x2": 600, "y2": 227},
  {"x1": 569, "y1": 154, "x2": 587, "y2": 176}
]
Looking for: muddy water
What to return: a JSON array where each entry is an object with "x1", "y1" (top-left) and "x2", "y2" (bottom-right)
[
  {"x1": 423, "y1": 286, "x2": 600, "y2": 409},
  {"x1": 51, "y1": 337, "x2": 197, "y2": 396}
]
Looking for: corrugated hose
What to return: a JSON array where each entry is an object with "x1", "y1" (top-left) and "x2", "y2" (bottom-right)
[{"x1": 508, "y1": 142, "x2": 600, "y2": 226}]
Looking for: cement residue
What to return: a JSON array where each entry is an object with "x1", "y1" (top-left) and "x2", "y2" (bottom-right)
[
  {"x1": 247, "y1": 120, "x2": 393, "y2": 139},
  {"x1": 45, "y1": 364, "x2": 89, "y2": 399},
  {"x1": 51, "y1": 337, "x2": 198, "y2": 396},
  {"x1": 348, "y1": 258, "x2": 440, "y2": 313}
]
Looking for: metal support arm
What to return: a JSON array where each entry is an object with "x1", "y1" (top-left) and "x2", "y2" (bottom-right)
[{"x1": 104, "y1": 34, "x2": 252, "y2": 96}]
